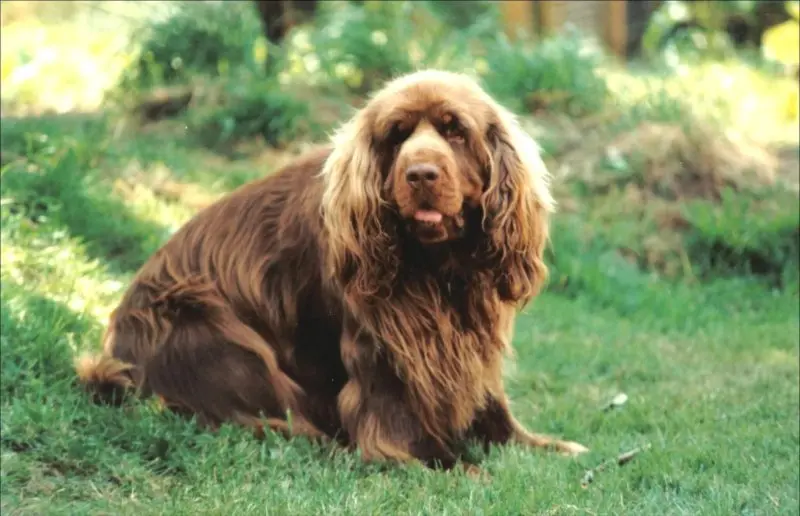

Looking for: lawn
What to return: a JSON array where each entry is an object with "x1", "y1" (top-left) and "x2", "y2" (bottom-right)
[
  {"x1": 1, "y1": 2, "x2": 799, "y2": 515},
  {"x1": 2, "y1": 107, "x2": 798, "y2": 516}
]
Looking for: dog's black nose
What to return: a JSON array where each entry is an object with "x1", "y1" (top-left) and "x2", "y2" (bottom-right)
[{"x1": 405, "y1": 163, "x2": 440, "y2": 188}]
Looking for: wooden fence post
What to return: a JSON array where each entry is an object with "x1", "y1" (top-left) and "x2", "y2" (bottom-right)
[
  {"x1": 605, "y1": 0, "x2": 628, "y2": 58},
  {"x1": 499, "y1": 1, "x2": 536, "y2": 40},
  {"x1": 537, "y1": 0, "x2": 561, "y2": 36}
]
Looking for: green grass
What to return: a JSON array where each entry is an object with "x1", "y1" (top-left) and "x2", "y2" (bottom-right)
[{"x1": 1, "y1": 110, "x2": 798, "y2": 516}]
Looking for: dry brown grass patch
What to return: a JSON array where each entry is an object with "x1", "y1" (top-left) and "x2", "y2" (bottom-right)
[
  {"x1": 559, "y1": 120, "x2": 780, "y2": 202},
  {"x1": 544, "y1": 115, "x2": 796, "y2": 280}
]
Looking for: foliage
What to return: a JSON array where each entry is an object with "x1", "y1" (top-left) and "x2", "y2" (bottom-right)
[
  {"x1": 106, "y1": 0, "x2": 503, "y2": 144},
  {"x1": 641, "y1": 0, "x2": 800, "y2": 67},
  {"x1": 184, "y1": 72, "x2": 316, "y2": 150},
  {"x1": 419, "y1": 0, "x2": 496, "y2": 30},
  {"x1": 682, "y1": 187, "x2": 799, "y2": 287},
  {"x1": 115, "y1": 1, "x2": 267, "y2": 92},
  {"x1": 307, "y1": 1, "x2": 417, "y2": 93},
  {"x1": 549, "y1": 105, "x2": 797, "y2": 285},
  {"x1": 301, "y1": 1, "x2": 497, "y2": 94},
  {"x1": 4, "y1": 0, "x2": 795, "y2": 289},
  {"x1": 482, "y1": 29, "x2": 610, "y2": 117}
]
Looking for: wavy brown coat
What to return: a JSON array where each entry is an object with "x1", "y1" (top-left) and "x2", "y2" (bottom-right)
[{"x1": 76, "y1": 70, "x2": 587, "y2": 469}]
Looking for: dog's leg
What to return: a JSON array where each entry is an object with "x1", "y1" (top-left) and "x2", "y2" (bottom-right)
[
  {"x1": 469, "y1": 396, "x2": 589, "y2": 456},
  {"x1": 338, "y1": 378, "x2": 459, "y2": 469},
  {"x1": 337, "y1": 317, "x2": 458, "y2": 469},
  {"x1": 133, "y1": 303, "x2": 327, "y2": 441}
]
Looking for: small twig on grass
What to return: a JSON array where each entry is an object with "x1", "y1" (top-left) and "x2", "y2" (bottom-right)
[{"x1": 580, "y1": 443, "x2": 652, "y2": 488}]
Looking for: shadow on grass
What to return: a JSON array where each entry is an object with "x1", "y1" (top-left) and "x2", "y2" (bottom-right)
[
  {"x1": 0, "y1": 284, "x2": 192, "y2": 480},
  {"x1": 0, "y1": 286, "x2": 100, "y2": 399},
  {"x1": 1, "y1": 113, "x2": 172, "y2": 273}
]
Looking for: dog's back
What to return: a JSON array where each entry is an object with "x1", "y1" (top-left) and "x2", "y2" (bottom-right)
[{"x1": 76, "y1": 145, "x2": 345, "y2": 438}]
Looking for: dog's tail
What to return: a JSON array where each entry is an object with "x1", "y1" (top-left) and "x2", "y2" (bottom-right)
[{"x1": 74, "y1": 353, "x2": 136, "y2": 406}]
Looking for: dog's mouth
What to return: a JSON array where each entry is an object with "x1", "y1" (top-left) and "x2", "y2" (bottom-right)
[
  {"x1": 408, "y1": 208, "x2": 465, "y2": 244},
  {"x1": 414, "y1": 209, "x2": 444, "y2": 225}
]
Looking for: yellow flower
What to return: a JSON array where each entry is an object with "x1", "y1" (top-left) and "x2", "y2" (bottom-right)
[
  {"x1": 344, "y1": 69, "x2": 364, "y2": 90},
  {"x1": 334, "y1": 62, "x2": 356, "y2": 79},
  {"x1": 1, "y1": 52, "x2": 18, "y2": 82},
  {"x1": 784, "y1": 87, "x2": 799, "y2": 121},
  {"x1": 291, "y1": 30, "x2": 312, "y2": 53},
  {"x1": 253, "y1": 37, "x2": 268, "y2": 65},
  {"x1": 370, "y1": 31, "x2": 388, "y2": 46},
  {"x1": 762, "y1": 19, "x2": 799, "y2": 67}
]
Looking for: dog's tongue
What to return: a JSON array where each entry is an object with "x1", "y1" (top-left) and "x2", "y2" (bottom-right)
[{"x1": 414, "y1": 210, "x2": 443, "y2": 223}]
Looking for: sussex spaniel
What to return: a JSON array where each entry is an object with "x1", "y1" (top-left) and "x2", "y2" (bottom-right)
[{"x1": 76, "y1": 69, "x2": 588, "y2": 469}]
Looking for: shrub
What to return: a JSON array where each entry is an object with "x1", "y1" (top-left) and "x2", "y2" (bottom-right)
[
  {"x1": 115, "y1": 1, "x2": 267, "y2": 92},
  {"x1": 682, "y1": 187, "x2": 799, "y2": 286},
  {"x1": 307, "y1": 1, "x2": 416, "y2": 93},
  {"x1": 109, "y1": 1, "x2": 319, "y2": 148},
  {"x1": 421, "y1": 0, "x2": 497, "y2": 29},
  {"x1": 183, "y1": 72, "x2": 316, "y2": 150},
  {"x1": 301, "y1": 1, "x2": 496, "y2": 94},
  {"x1": 482, "y1": 29, "x2": 610, "y2": 117}
]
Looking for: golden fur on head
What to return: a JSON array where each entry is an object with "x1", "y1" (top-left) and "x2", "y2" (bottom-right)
[
  {"x1": 75, "y1": 69, "x2": 586, "y2": 472},
  {"x1": 320, "y1": 69, "x2": 554, "y2": 304}
]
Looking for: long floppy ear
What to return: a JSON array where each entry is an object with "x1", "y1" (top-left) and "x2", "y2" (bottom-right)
[
  {"x1": 319, "y1": 110, "x2": 399, "y2": 303},
  {"x1": 481, "y1": 107, "x2": 555, "y2": 305}
]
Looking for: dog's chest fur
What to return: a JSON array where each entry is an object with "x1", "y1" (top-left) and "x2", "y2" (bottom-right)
[{"x1": 374, "y1": 270, "x2": 506, "y2": 439}]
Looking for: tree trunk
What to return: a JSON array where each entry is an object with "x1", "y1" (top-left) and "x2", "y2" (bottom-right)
[{"x1": 254, "y1": 0, "x2": 318, "y2": 45}]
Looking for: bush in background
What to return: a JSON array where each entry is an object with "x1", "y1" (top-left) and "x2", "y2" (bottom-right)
[
  {"x1": 110, "y1": 0, "x2": 503, "y2": 146},
  {"x1": 115, "y1": 1, "x2": 266, "y2": 92},
  {"x1": 184, "y1": 72, "x2": 316, "y2": 150},
  {"x1": 300, "y1": 1, "x2": 497, "y2": 94},
  {"x1": 482, "y1": 29, "x2": 610, "y2": 117},
  {"x1": 683, "y1": 187, "x2": 799, "y2": 288}
]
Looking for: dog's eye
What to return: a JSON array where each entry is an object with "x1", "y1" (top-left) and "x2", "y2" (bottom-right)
[
  {"x1": 440, "y1": 114, "x2": 464, "y2": 143},
  {"x1": 387, "y1": 122, "x2": 411, "y2": 146}
]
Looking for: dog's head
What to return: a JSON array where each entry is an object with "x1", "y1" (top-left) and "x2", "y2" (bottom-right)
[
  {"x1": 321, "y1": 70, "x2": 554, "y2": 304},
  {"x1": 372, "y1": 83, "x2": 487, "y2": 245}
]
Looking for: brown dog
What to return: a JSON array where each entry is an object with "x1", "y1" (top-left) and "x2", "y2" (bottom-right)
[{"x1": 76, "y1": 70, "x2": 588, "y2": 469}]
